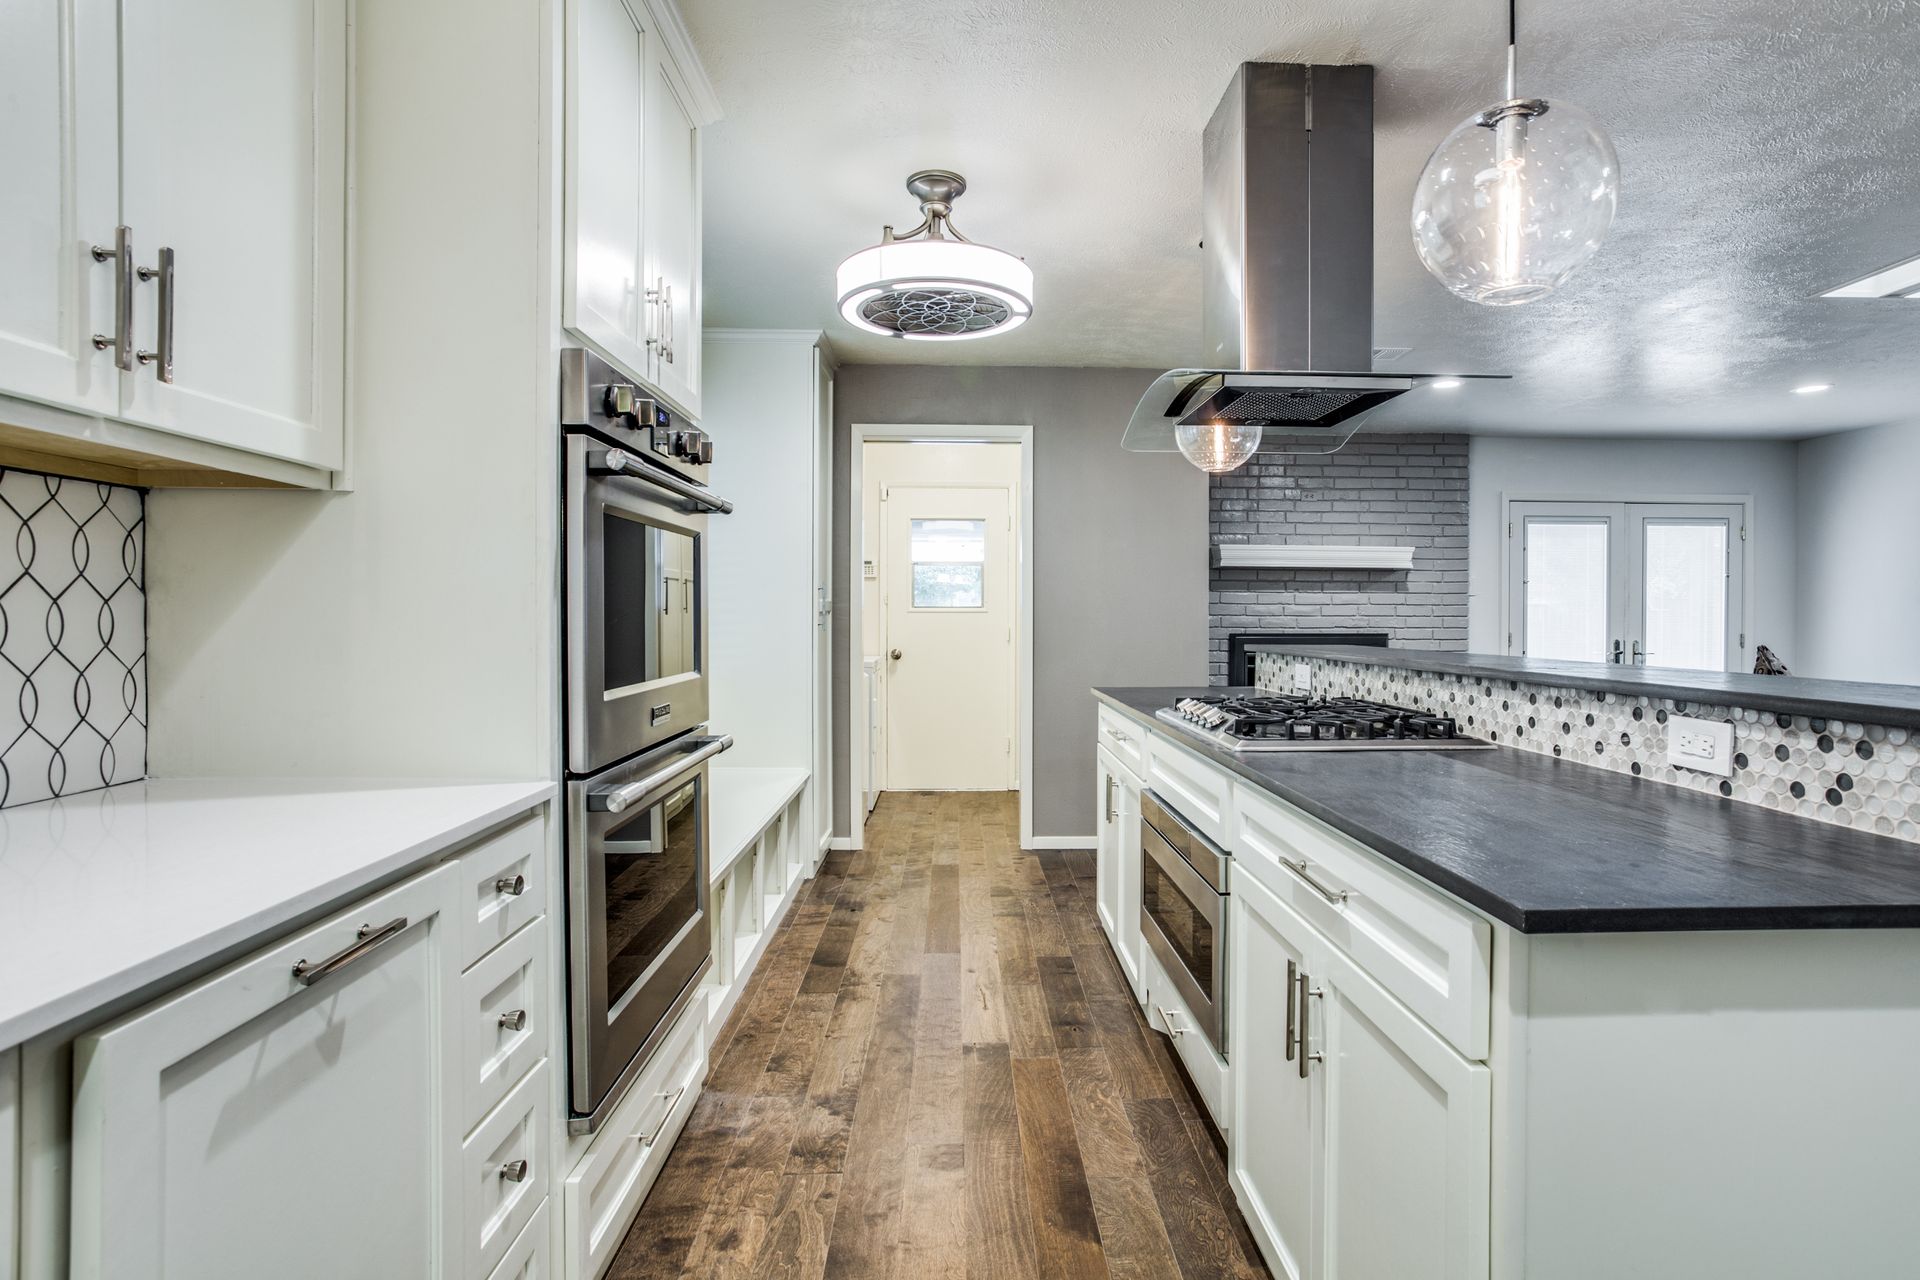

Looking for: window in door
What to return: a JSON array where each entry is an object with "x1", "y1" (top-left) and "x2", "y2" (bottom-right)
[
  {"x1": 910, "y1": 517, "x2": 987, "y2": 608},
  {"x1": 1508, "y1": 501, "x2": 1745, "y2": 672}
]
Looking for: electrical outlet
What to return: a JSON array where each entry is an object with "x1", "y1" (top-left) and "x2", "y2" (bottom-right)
[
  {"x1": 1667, "y1": 714, "x2": 1734, "y2": 777},
  {"x1": 1292, "y1": 663, "x2": 1312, "y2": 694}
]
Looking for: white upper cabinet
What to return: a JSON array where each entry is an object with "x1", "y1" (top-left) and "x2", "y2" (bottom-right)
[
  {"x1": 115, "y1": 0, "x2": 348, "y2": 469},
  {"x1": 643, "y1": 48, "x2": 702, "y2": 419},
  {"x1": 563, "y1": 0, "x2": 716, "y2": 422},
  {"x1": 0, "y1": 0, "x2": 119, "y2": 417},
  {"x1": 0, "y1": 0, "x2": 347, "y2": 477}
]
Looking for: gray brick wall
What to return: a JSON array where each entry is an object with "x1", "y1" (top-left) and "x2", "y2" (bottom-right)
[{"x1": 1209, "y1": 434, "x2": 1469, "y2": 682}]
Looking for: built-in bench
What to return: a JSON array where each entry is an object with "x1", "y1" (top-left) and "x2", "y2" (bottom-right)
[{"x1": 706, "y1": 766, "x2": 811, "y2": 1032}]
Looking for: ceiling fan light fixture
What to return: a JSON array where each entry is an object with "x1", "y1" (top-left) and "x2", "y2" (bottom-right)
[{"x1": 835, "y1": 171, "x2": 1034, "y2": 341}]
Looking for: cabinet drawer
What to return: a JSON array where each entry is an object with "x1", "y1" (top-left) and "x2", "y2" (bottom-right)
[
  {"x1": 1144, "y1": 731, "x2": 1233, "y2": 846},
  {"x1": 1097, "y1": 706, "x2": 1147, "y2": 777},
  {"x1": 563, "y1": 1001, "x2": 705, "y2": 1280},
  {"x1": 464, "y1": 1061, "x2": 550, "y2": 1280},
  {"x1": 461, "y1": 917, "x2": 549, "y2": 1135},
  {"x1": 1233, "y1": 783, "x2": 1491, "y2": 1060},
  {"x1": 488, "y1": 1199, "x2": 551, "y2": 1280},
  {"x1": 1139, "y1": 944, "x2": 1230, "y2": 1133},
  {"x1": 459, "y1": 814, "x2": 546, "y2": 969}
]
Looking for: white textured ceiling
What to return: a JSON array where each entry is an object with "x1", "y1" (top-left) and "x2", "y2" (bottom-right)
[{"x1": 684, "y1": 0, "x2": 1920, "y2": 436}]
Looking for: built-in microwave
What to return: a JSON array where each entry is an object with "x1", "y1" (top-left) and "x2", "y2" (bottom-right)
[{"x1": 561, "y1": 349, "x2": 729, "y2": 776}]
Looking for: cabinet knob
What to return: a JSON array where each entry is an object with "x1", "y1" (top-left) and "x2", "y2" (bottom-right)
[
  {"x1": 498, "y1": 1009, "x2": 528, "y2": 1032},
  {"x1": 494, "y1": 874, "x2": 526, "y2": 897},
  {"x1": 498, "y1": 1159, "x2": 530, "y2": 1183}
]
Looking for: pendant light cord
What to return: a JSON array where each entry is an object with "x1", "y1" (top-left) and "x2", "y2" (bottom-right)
[{"x1": 1505, "y1": 0, "x2": 1518, "y2": 98}]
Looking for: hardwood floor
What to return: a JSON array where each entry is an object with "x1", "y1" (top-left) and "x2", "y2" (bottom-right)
[{"x1": 607, "y1": 791, "x2": 1272, "y2": 1280}]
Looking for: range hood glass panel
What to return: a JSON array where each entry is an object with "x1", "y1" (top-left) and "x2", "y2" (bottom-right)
[{"x1": 1122, "y1": 369, "x2": 1416, "y2": 454}]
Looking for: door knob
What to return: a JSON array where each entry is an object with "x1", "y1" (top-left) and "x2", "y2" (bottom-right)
[{"x1": 890, "y1": 648, "x2": 902, "y2": 660}]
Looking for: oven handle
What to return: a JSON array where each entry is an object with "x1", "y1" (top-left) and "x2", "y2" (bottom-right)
[
  {"x1": 590, "y1": 735, "x2": 734, "y2": 814},
  {"x1": 590, "y1": 448, "x2": 734, "y2": 515}
]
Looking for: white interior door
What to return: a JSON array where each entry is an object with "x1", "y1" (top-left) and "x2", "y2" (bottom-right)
[
  {"x1": 117, "y1": 0, "x2": 347, "y2": 468},
  {"x1": 1509, "y1": 501, "x2": 1745, "y2": 671},
  {"x1": 883, "y1": 485, "x2": 1014, "y2": 791},
  {"x1": 0, "y1": 0, "x2": 118, "y2": 416}
]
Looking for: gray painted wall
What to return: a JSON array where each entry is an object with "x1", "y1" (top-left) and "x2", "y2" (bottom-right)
[
  {"x1": 1795, "y1": 420, "x2": 1920, "y2": 684},
  {"x1": 1209, "y1": 435, "x2": 1470, "y2": 681},
  {"x1": 832, "y1": 365, "x2": 1208, "y2": 842}
]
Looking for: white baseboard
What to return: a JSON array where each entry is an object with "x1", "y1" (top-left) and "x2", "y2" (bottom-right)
[
  {"x1": 1026, "y1": 835, "x2": 1098, "y2": 851},
  {"x1": 818, "y1": 831, "x2": 832, "y2": 852},
  {"x1": 828, "y1": 836, "x2": 860, "y2": 851}
]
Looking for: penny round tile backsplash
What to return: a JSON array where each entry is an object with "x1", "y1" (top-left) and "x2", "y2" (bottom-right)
[{"x1": 1254, "y1": 653, "x2": 1920, "y2": 843}]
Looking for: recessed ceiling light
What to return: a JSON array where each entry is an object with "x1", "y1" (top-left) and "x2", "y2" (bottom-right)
[
  {"x1": 1820, "y1": 253, "x2": 1920, "y2": 299},
  {"x1": 1791, "y1": 383, "x2": 1832, "y2": 394},
  {"x1": 1430, "y1": 378, "x2": 1463, "y2": 390}
]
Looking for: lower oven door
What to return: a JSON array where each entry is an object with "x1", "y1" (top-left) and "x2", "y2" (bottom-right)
[
  {"x1": 567, "y1": 733, "x2": 729, "y2": 1131},
  {"x1": 1139, "y1": 819, "x2": 1228, "y2": 1056}
]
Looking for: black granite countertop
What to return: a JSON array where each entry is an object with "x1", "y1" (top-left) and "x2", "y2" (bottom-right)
[
  {"x1": 1096, "y1": 686, "x2": 1920, "y2": 934},
  {"x1": 1252, "y1": 645, "x2": 1920, "y2": 730}
]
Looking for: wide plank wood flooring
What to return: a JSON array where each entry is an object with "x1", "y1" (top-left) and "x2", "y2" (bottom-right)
[{"x1": 607, "y1": 791, "x2": 1272, "y2": 1280}]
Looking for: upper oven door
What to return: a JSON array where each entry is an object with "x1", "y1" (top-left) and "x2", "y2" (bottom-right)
[{"x1": 565, "y1": 434, "x2": 718, "y2": 775}]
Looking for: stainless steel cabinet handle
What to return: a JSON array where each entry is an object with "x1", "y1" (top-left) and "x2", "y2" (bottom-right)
[
  {"x1": 90, "y1": 225, "x2": 134, "y2": 371},
  {"x1": 591, "y1": 734, "x2": 734, "y2": 814},
  {"x1": 1104, "y1": 774, "x2": 1117, "y2": 823},
  {"x1": 498, "y1": 1159, "x2": 530, "y2": 1183},
  {"x1": 1281, "y1": 856, "x2": 1350, "y2": 906},
  {"x1": 638, "y1": 1086, "x2": 687, "y2": 1148},
  {"x1": 291, "y1": 917, "x2": 409, "y2": 986},
  {"x1": 644, "y1": 278, "x2": 661, "y2": 350},
  {"x1": 135, "y1": 246, "x2": 175, "y2": 382},
  {"x1": 1297, "y1": 968, "x2": 1312, "y2": 1078},
  {"x1": 494, "y1": 874, "x2": 526, "y2": 897},
  {"x1": 1155, "y1": 1004, "x2": 1186, "y2": 1038},
  {"x1": 664, "y1": 283, "x2": 674, "y2": 364},
  {"x1": 498, "y1": 1009, "x2": 528, "y2": 1032},
  {"x1": 1285, "y1": 958, "x2": 1297, "y2": 1061}
]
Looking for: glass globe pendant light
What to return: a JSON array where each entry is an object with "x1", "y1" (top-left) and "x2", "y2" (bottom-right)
[
  {"x1": 1174, "y1": 420, "x2": 1263, "y2": 474},
  {"x1": 1410, "y1": 0, "x2": 1618, "y2": 305},
  {"x1": 836, "y1": 171, "x2": 1033, "y2": 341}
]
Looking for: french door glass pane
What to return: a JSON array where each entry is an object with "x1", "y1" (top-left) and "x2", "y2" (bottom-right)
[
  {"x1": 1525, "y1": 519, "x2": 1610, "y2": 662},
  {"x1": 1643, "y1": 521, "x2": 1727, "y2": 671}
]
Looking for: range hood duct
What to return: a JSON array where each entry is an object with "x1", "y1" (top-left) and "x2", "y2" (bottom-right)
[{"x1": 1124, "y1": 63, "x2": 1483, "y2": 454}]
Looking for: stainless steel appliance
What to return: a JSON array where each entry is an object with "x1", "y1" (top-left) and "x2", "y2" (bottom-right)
[
  {"x1": 1140, "y1": 791, "x2": 1229, "y2": 1056},
  {"x1": 559, "y1": 348, "x2": 735, "y2": 1132},
  {"x1": 1157, "y1": 694, "x2": 1495, "y2": 754},
  {"x1": 562, "y1": 347, "x2": 728, "y2": 776},
  {"x1": 566, "y1": 732, "x2": 729, "y2": 1132}
]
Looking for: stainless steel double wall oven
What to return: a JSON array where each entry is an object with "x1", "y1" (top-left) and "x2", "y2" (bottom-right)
[{"x1": 561, "y1": 348, "x2": 730, "y2": 1132}]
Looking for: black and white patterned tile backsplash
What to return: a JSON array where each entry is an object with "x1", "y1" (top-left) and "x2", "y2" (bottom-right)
[
  {"x1": 0, "y1": 470, "x2": 146, "y2": 808},
  {"x1": 1254, "y1": 652, "x2": 1920, "y2": 844}
]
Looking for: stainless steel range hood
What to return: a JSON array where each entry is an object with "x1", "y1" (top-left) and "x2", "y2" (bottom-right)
[{"x1": 1123, "y1": 63, "x2": 1483, "y2": 454}]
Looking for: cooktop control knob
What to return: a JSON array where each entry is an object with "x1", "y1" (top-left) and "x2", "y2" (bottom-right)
[
  {"x1": 696, "y1": 435, "x2": 713, "y2": 464},
  {"x1": 603, "y1": 383, "x2": 636, "y2": 418}
]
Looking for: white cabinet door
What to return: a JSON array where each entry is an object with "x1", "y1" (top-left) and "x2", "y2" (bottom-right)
[
  {"x1": 1319, "y1": 943, "x2": 1490, "y2": 1280},
  {"x1": 69, "y1": 864, "x2": 461, "y2": 1280},
  {"x1": 642, "y1": 44, "x2": 701, "y2": 419},
  {"x1": 1095, "y1": 746, "x2": 1123, "y2": 944},
  {"x1": 1230, "y1": 870, "x2": 1323, "y2": 1280},
  {"x1": 115, "y1": 0, "x2": 347, "y2": 469},
  {"x1": 1113, "y1": 767, "x2": 1142, "y2": 996},
  {"x1": 0, "y1": 1046, "x2": 16, "y2": 1280},
  {"x1": 0, "y1": 0, "x2": 119, "y2": 417},
  {"x1": 564, "y1": 0, "x2": 652, "y2": 382}
]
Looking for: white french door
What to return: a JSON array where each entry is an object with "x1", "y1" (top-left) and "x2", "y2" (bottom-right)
[{"x1": 1508, "y1": 501, "x2": 1746, "y2": 671}]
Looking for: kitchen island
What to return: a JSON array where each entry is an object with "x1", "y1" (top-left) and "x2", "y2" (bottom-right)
[{"x1": 1092, "y1": 687, "x2": 1920, "y2": 1280}]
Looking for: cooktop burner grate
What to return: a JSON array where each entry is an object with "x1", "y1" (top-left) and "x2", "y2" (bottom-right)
[{"x1": 1157, "y1": 694, "x2": 1494, "y2": 753}]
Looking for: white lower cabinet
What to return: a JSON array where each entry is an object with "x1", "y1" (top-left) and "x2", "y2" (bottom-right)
[
  {"x1": 1, "y1": 1047, "x2": 17, "y2": 1280},
  {"x1": 69, "y1": 863, "x2": 463, "y2": 1279},
  {"x1": 463, "y1": 1061, "x2": 550, "y2": 1280},
  {"x1": 490, "y1": 1200, "x2": 552, "y2": 1280},
  {"x1": 1230, "y1": 852, "x2": 1489, "y2": 1280},
  {"x1": 562, "y1": 997, "x2": 704, "y2": 1279},
  {"x1": 1094, "y1": 745, "x2": 1143, "y2": 996}
]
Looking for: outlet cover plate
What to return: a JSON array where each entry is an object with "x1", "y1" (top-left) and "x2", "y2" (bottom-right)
[
  {"x1": 1291, "y1": 662, "x2": 1312, "y2": 694},
  {"x1": 1668, "y1": 714, "x2": 1734, "y2": 777}
]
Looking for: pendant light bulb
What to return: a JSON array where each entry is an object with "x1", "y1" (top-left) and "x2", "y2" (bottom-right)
[
  {"x1": 1411, "y1": 7, "x2": 1618, "y2": 305},
  {"x1": 1175, "y1": 420, "x2": 1262, "y2": 474}
]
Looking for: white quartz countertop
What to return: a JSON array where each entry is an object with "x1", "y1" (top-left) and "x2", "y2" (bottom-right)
[{"x1": 0, "y1": 777, "x2": 555, "y2": 1050}]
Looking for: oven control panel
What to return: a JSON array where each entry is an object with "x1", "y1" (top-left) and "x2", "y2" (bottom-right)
[{"x1": 563, "y1": 348, "x2": 713, "y2": 478}]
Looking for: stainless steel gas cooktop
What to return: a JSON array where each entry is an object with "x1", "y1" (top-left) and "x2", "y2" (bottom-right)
[{"x1": 1157, "y1": 695, "x2": 1494, "y2": 753}]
